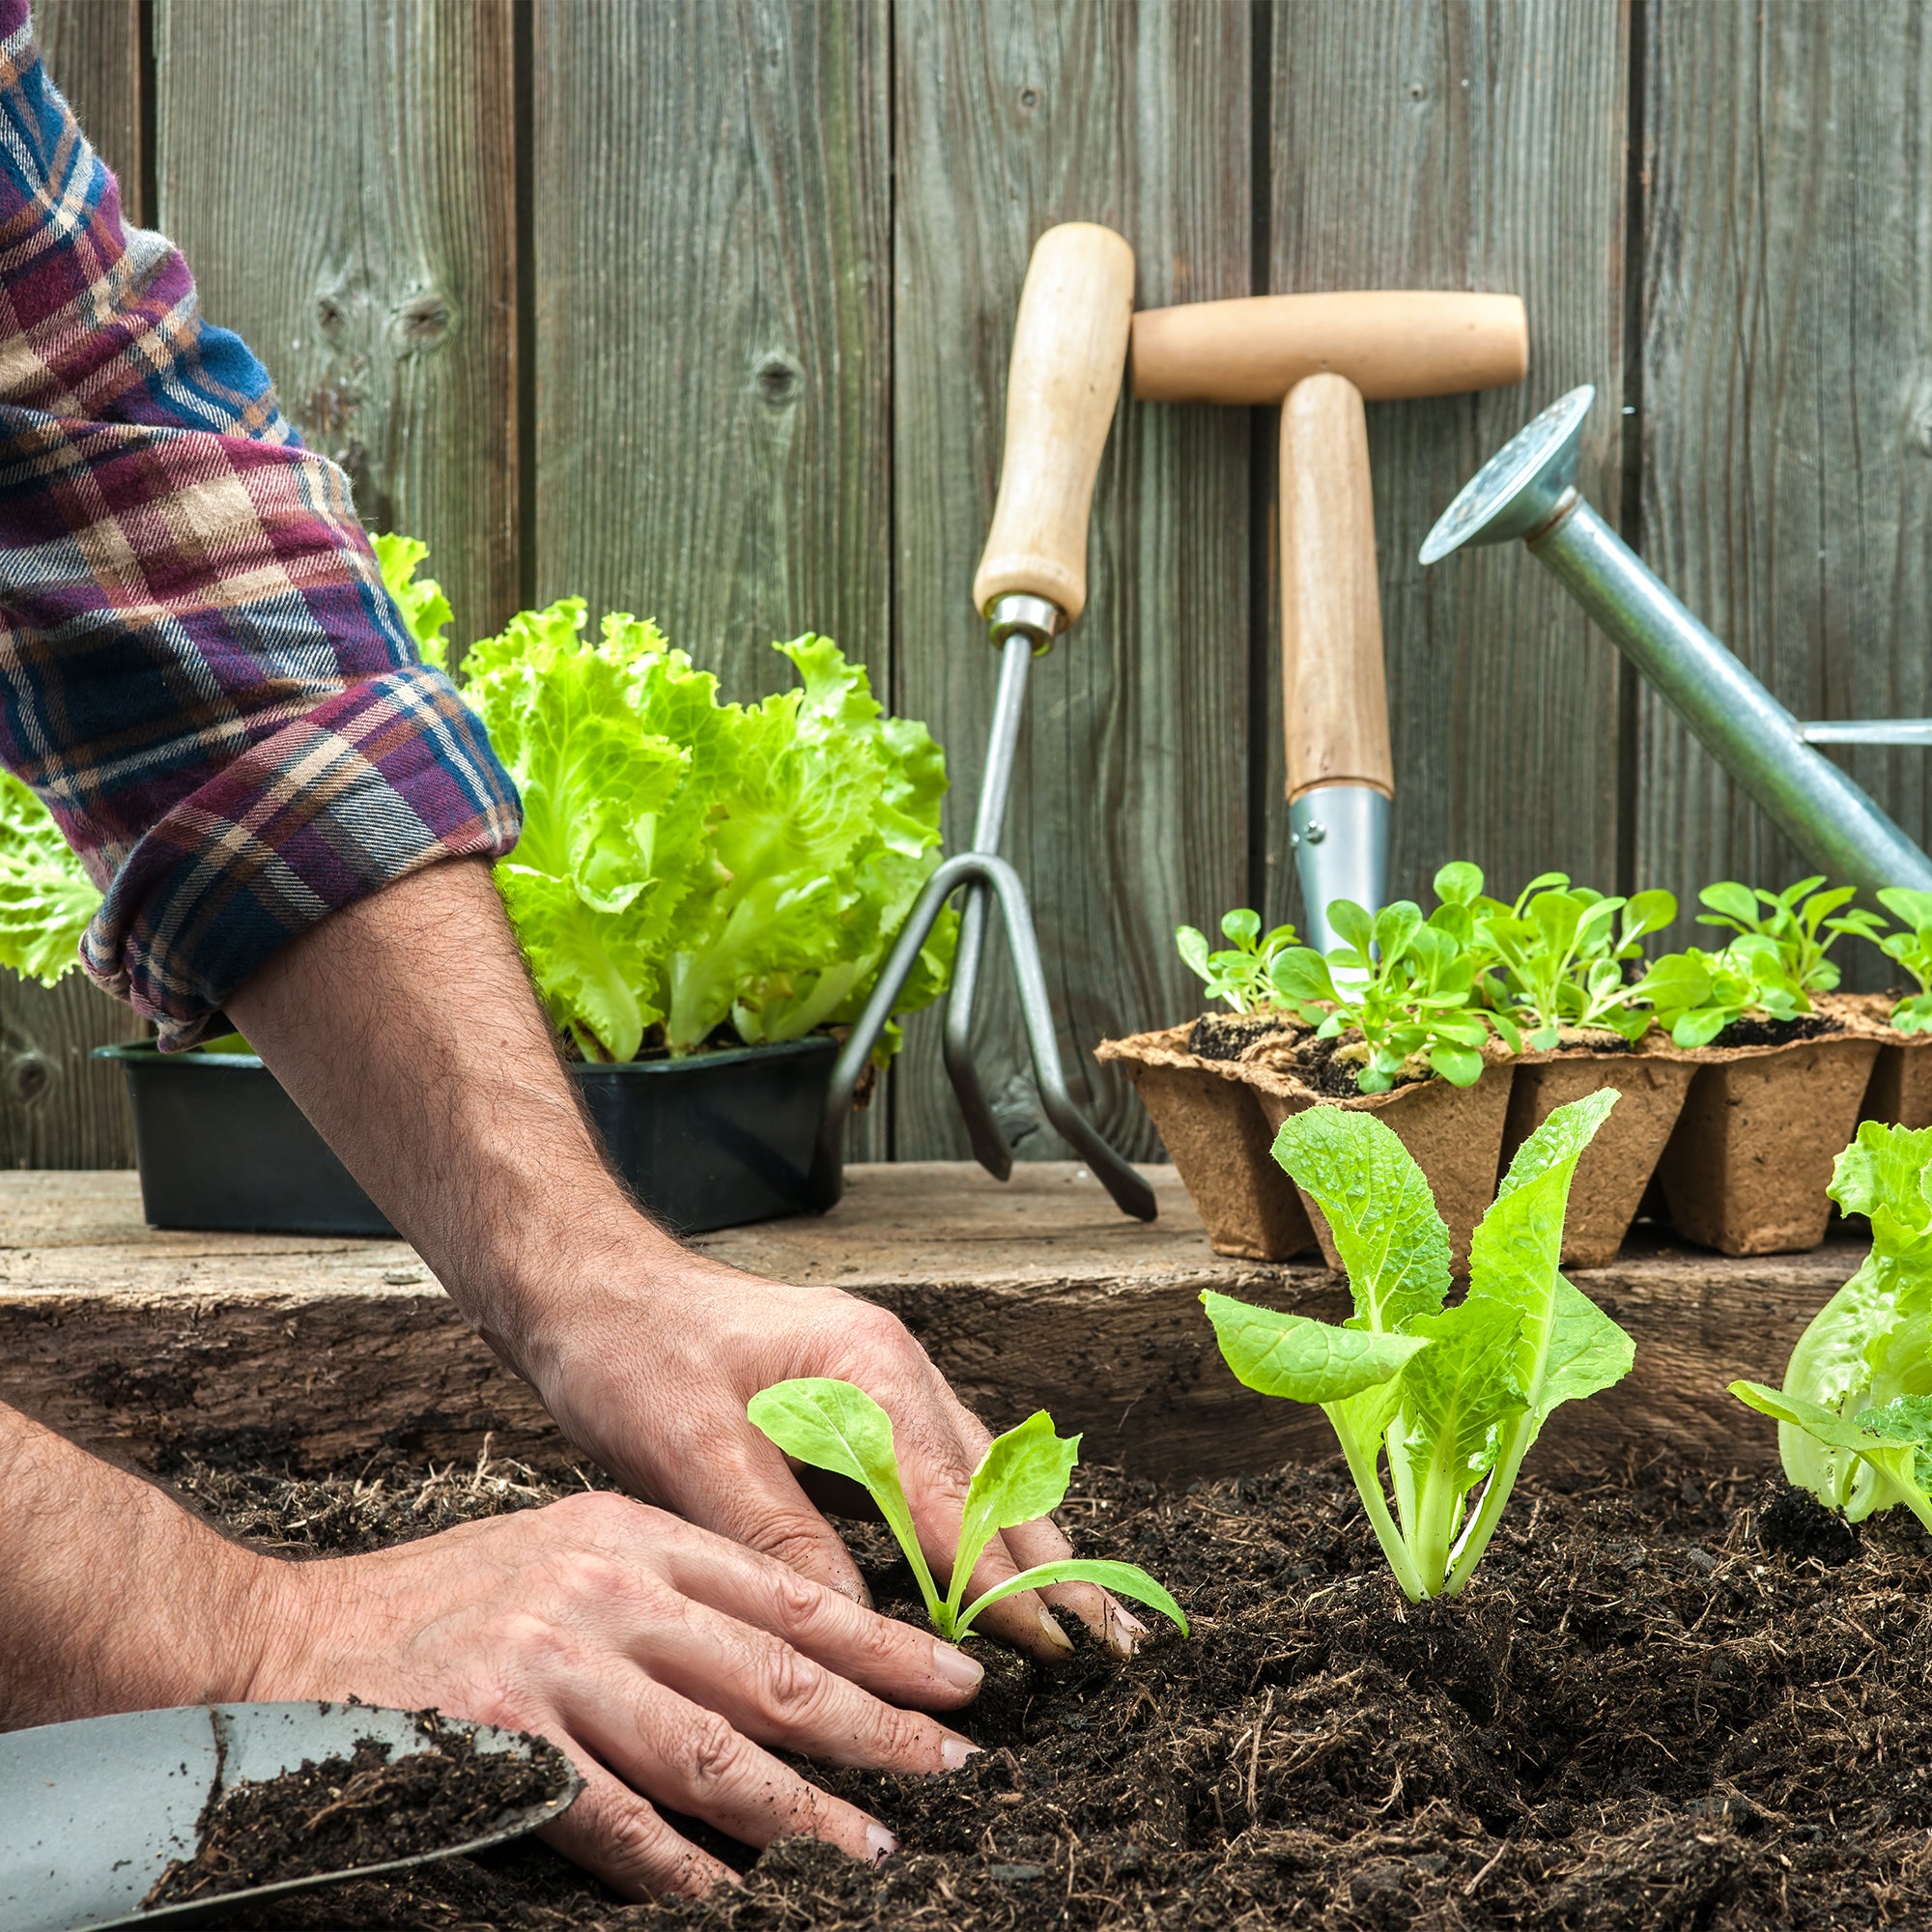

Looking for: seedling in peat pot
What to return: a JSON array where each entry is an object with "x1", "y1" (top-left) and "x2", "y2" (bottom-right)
[
  {"x1": 1876, "y1": 889, "x2": 1932, "y2": 1035},
  {"x1": 1694, "y1": 877, "x2": 1883, "y2": 998},
  {"x1": 1268, "y1": 898, "x2": 1517, "y2": 1094},
  {"x1": 1176, "y1": 908, "x2": 1299, "y2": 1015},
  {"x1": 747, "y1": 1379, "x2": 1187, "y2": 1644},
  {"x1": 1202, "y1": 1091, "x2": 1634, "y2": 1601},
  {"x1": 1732, "y1": 1122, "x2": 1932, "y2": 1525},
  {"x1": 1633, "y1": 941, "x2": 1809, "y2": 1048}
]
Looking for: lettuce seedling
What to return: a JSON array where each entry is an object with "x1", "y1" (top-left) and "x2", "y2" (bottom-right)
[
  {"x1": 1268, "y1": 898, "x2": 1517, "y2": 1093},
  {"x1": 1202, "y1": 1091, "x2": 1632, "y2": 1600},
  {"x1": 1633, "y1": 939, "x2": 1809, "y2": 1047},
  {"x1": 1176, "y1": 908, "x2": 1299, "y2": 1014},
  {"x1": 1731, "y1": 1122, "x2": 1932, "y2": 1522},
  {"x1": 1455, "y1": 867, "x2": 1675, "y2": 1048},
  {"x1": 747, "y1": 1378, "x2": 1187, "y2": 1644},
  {"x1": 0, "y1": 771, "x2": 100, "y2": 986},
  {"x1": 1876, "y1": 888, "x2": 1932, "y2": 1035},
  {"x1": 1695, "y1": 876, "x2": 1883, "y2": 996}
]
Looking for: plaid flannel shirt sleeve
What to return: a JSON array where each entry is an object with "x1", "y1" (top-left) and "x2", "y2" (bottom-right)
[{"x1": 0, "y1": 1, "x2": 521, "y2": 1046}]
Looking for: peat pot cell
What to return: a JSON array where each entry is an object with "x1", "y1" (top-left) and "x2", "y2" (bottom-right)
[
  {"x1": 1239, "y1": 1049, "x2": 1513, "y2": 1273},
  {"x1": 1502, "y1": 1048, "x2": 1697, "y2": 1268},
  {"x1": 1657, "y1": 1035, "x2": 1880, "y2": 1257},
  {"x1": 1096, "y1": 1025, "x2": 1316, "y2": 1262}
]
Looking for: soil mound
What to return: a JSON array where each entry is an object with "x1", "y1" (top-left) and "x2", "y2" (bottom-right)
[{"x1": 168, "y1": 1448, "x2": 1932, "y2": 1930}]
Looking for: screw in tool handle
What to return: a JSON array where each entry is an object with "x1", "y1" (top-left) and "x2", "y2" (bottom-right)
[{"x1": 971, "y1": 223, "x2": 1136, "y2": 635}]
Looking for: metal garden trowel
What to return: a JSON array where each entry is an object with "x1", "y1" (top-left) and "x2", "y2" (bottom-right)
[
  {"x1": 0, "y1": 1700, "x2": 580, "y2": 1932},
  {"x1": 811, "y1": 222, "x2": 1156, "y2": 1222}
]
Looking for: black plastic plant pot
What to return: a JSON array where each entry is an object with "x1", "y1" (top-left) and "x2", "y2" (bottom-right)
[{"x1": 95, "y1": 1034, "x2": 840, "y2": 1238}]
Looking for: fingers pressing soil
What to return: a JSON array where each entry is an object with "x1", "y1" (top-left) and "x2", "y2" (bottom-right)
[{"x1": 170, "y1": 1447, "x2": 1932, "y2": 1931}]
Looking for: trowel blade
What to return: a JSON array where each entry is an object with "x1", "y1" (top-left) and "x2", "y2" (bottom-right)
[{"x1": 0, "y1": 1700, "x2": 580, "y2": 1932}]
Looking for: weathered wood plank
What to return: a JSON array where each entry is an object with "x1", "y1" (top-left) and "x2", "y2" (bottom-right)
[
  {"x1": 1639, "y1": 3, "x2": 1932, "y2": 977},
  {"x1": 891, "y1": 0, "x2": 1253, "y2": 1164},
  {"x1": 4, "y1": 2, "x2": 149, "y2": 1169},
  {"x1": 531, "y1": 0, "x2": 891, "y2": 1157},
  {"x1": 153, "y1": 0, "x2": 518, "y2": 651},
  {"x1": 0, "y1": 1164, "x2": 1845, "y2": 1481},
  {"x1": 1264, "y1": 1, "x2": 1630, "y2": 923},
  {"x1": 35, "y1": 0, "x2": 141, "y2": 215}
]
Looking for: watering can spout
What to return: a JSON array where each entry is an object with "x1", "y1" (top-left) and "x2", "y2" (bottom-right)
[{"x1": 1421, "y1": 386, "x2": 1932, "y2": 897}]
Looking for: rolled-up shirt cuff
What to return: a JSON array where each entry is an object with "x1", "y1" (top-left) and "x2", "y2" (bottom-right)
[{"x1": 78, "y1": 662, "x2": 521, "y2": 1047}]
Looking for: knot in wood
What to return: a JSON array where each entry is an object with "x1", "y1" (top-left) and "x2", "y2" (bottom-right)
[
  {"x1": 391, "y1": 291, "x2": 454, "y2": 356},
  {"x1": 1018, "y1": 85, "x2": 1040, "y2": 110},
  {"x1": 6, "y1": 1049, "x2": 51, "y2": 1104},
  {"x1": 754, "y1": 354, "x2": 803, "y2": 409}
]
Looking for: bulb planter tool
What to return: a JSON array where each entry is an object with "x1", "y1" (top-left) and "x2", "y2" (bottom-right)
[
  {"x1": 0, "y1": 1701, "x2": 579, "y2": 1932},
  {"x1": 811, "y1": 223, "x2": 1155, "y2": 1222},
  {"x1": 1130, "y1": 291, "x2": 1529, "y2": 951},
  {"x1": 1420, "y1": 385, "x2": 1932, "y2": 895}
]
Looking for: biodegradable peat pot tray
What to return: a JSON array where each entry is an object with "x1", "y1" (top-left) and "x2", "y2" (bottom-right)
[
  {"x1": 1651, "y1": 1008, "x2": 1883, "y2": 1258},
  {"x1": 97, "y1": 1035, "x2": 839, "y2": 1238},
  {"x1": 1501, "y1": 1036, "x2": 1698, "y2": 1269},
  {"x1": 1236, "y1": 1037, "x2": 1514, "y2": 1272},
  {"x1": 1839, "y1": 991, "x2": 1932, "y2": 1130},
  {"x1": 1094, "y1": 1019, "x2": 1315, "y2": 1262}
]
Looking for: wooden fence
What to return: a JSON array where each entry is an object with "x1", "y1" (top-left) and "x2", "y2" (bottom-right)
[{"x1": 5, "y1": 0, "x2": 1929, "y2": 1175}]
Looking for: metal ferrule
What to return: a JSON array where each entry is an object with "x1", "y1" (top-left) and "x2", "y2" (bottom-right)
[
  {"x1": 1290, "y1": 783, "x2": 1392, "y2": 954},
  {"x1": 984, "y1": 591, "x2": 1061, "y2": 653}
]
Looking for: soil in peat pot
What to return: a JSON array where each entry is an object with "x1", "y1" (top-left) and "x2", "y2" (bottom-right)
[{"x1": 161, "y1": 1445, "x2": 1932, "y2": 1931}]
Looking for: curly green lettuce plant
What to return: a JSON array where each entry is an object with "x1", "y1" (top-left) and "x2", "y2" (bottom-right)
[
  {"x1": 1176, "y1": 908, "x2": 1299, "y2": 1014},
  {"x1": 1732, "y1": 1122, "x2": 1932, "y2": 1527},
  {"x1": 1694, "y1": 876, "x2": 1883, "y2": 997},
  {"x1": 1203, "y1": 1090, "x2": 1631, "y2": 1600},
  {"x1": 1267, "y1": 898, "x2": 1516, "y2": 1093},
  {"x1": 0, "y1": 771, "x2": 99, "y2": 985},
  {"x1": 1876, "y1": 888, "x2": 1932, "y2": 1035},
  {"x1": 380, "y1": 539, "x2": 955, "y2": 1064},
  {"x1": 1436, "y1": 863, "x2": 1674, "y2": 1048},
  {"x1": 747, "y1": 1378, "x2": 1186, "y2": 1644}
]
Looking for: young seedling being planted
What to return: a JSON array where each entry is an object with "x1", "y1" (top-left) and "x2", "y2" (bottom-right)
[
  {"x1": 1732, "y1": 1122, "x2": 1932, "y2": 1527},
  {"x1": 747, "y1": 1379, "x2": 1187, "y2": 1645},
  {"x1": 1202, "y1": 1091, "x2": 1633, "y2": 1600}
]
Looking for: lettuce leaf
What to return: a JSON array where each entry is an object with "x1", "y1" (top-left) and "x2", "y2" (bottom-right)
[
  {"x1": 0, "y1": 771, "x2": 100, "y2": 985},
  {"x1": 423, "y1": 545, "x2": 954, "y2": 1061}
]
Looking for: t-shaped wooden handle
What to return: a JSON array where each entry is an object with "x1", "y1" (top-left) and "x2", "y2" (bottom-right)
[
  {"x1": 972, "y1": 223, "x2": 1135, "y2": 627},
  {"x1": 1280, "y1": 373, "x2": 1393, "y2": 800},
  {"x1": 1131, "y1": 291, "x2": 1527, "y2": 405}
]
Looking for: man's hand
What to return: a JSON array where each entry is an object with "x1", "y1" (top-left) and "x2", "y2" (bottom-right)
[
  {"x1": 249, "y1": 1490, "x2": 983, "y2": 1897},
  {"x1": 229, "y1": 859, "x2": 1143, "y2": 1662}
]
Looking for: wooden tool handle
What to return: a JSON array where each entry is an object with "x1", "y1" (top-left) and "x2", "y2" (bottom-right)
[
  {"x1": 1280, "y1": 373, "x2": 1394, "y2": 800},
  {"x1": 1132, "y1": 291, "x2": 1527, "y2": 405},
  {"x1": 972, "y1": 222, "x2": 1135, "y2": 627}
]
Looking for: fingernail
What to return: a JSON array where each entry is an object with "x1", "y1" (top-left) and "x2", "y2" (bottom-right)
[
  {"x1": 867, "y1": 1823, "x2": 898, "y2": 1863},
  {"x1": 1106, "y1": 1602, "x2": 1149, "y2": 1658},
  {"x1": 931, "y1": 1642, "x2": 984, "y2": 1692},
  {"x1": 1037, "y1": 1606, "x2": 1075, "y2": 1655},
  {"x1": 940, "y1": 1732, "x2": 981, "y2": 1771}
]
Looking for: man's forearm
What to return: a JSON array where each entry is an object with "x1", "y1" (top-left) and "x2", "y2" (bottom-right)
[
  {"x1": 0, "y1": 1403, "x2": 272, "y2": 1729},
  {"x1": 223, "y1": 855, "x2": 679, "y2": 1380}
]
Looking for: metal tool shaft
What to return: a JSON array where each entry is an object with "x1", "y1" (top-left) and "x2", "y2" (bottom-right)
[
  {"x1": 1289, "y1": 782, "x2": 1391, "y2": 952},
  {"x1": 1420, "y1": 385, "x2": 1932, "y2": 896}
]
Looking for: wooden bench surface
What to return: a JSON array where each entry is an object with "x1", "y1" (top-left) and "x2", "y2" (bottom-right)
[{"x1": 0, "y1": 1165, "x2": 1852, "y2": 1479}]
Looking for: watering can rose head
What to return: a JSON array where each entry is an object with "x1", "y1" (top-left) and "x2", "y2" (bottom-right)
[{"x1": 747, "y1": 1378, "x2": 1186, "y2": 1647}]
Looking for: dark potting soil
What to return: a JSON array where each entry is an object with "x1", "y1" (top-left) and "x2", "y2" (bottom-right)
[
  {"x1": 1289, "y1": 1028, "x2": 1424, "y2": 1099},
  {"x1": 160, "y1": 1444, "x2": 1932, "y2": 1931},
  {"x1": 1185, "y1": 1010, "x2": 1299, "y2": 1062},
  {"x1": 1710, "y1": 1012, "x2": 1838, "y2": 1050},
  {"x1": 142, "y1": 1721, "x2": 570, "y2": 1911}
]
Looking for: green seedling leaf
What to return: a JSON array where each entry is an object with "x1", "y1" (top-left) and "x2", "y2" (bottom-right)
[
  {"x1": 749, "y1": 1378, "x2": 943, "y2": 1625},
  {"x1": 0, "y1": 771, "x2": 101, "y2": 985},
  {"x1": 1201, "y1": 1292, "x2": 1430, "y2": 1403},
  {"x1": 955, "y1": 1560, "x2": 1188, "y2": 1642},
  {"x1": 948, "y1": 1411, "x2": 1079, "y2": 1623},
  {"x1": 1271, "y1": 1108, "x2": 1450, "y2": 1333},
  {"x1": 751, "y1": 1378, "x2": 1184, "y2": 1650},
  {"x1": 1177, "y1": 907, "x2": 1298, "y2": 1013}
]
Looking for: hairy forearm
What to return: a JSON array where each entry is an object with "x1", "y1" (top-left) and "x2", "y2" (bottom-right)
[
  {"x1": 223, "y1": 857, "x2": 698, "y2": 1380},
  {"x1": 0, "y1": 1403, "x2": 272, "y2": 1728}
]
